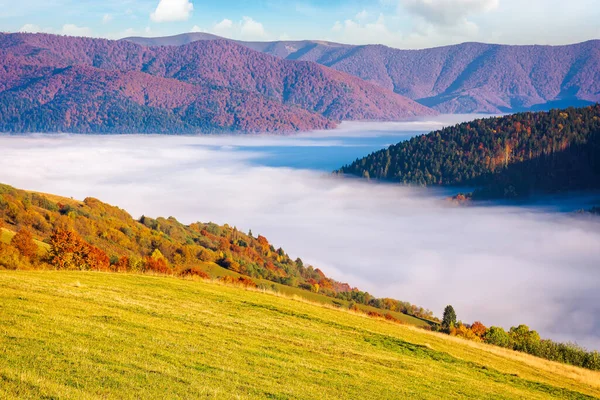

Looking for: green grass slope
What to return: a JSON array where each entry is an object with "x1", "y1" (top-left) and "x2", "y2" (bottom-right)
[{"x1": 1, "y1": 271, "x2": 599, "y2": 399}]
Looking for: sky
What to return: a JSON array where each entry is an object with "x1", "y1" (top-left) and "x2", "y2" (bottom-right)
[
  {"x1": 0, "y1": 119, "x2": 600, "y2": 350},
  {"x1": 1, "y1": 0, "x2": 599, "y2": 49}
]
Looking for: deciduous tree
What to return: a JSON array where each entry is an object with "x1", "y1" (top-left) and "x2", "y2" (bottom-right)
[{"x1": 11, "y1": 228, "x2": 37, "y2": 259}]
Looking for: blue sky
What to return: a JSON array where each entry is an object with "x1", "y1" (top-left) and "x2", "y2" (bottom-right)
[{"x1": 2, "y1": 0, "x2": 599, "y2": 49}]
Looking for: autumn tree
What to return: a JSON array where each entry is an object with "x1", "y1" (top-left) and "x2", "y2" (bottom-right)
[
  {"x1": 143, "y1": 249, "x2": 170, "y2": 274},
  {"x1": 85, "y1": 245, "x2": 110, "y2": 271},
  {"x1": 452, "y1": 323, "x2": 478, "y2": 341},
  {"x1": 471, "y1": 321, "x2": 487, "y2": 338},
  {"x1": 0, "y1": 242, "x2": 24, "y2": 270},
  {"x1": 48, "y1": 228, "x2": 109, "y2": 271},
  {"x1": 49, "y1": 229, "x2": 86, "y2": 269},
  {"x1": 442, "y1": 305, "x2": 457, "y2": 332},
  {"x1": 114, "y1": 256, "x2": 130, "y2": 272},
  {"x1": 11, "y1": 228, "x2": 37, "y2": 259}
]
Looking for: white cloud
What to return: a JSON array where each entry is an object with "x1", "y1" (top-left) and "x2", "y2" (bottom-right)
[
  {"x1": 355, "y1": 9, "x2": 369, "y2": 20},
  {"x1": 213, "y1": 18, "x2": 233, "y2": 35},
  {"x1": 215, "y1": 19, "x2": 233, "y2": 30},
  {"x1": 150, "y1": 0, "x2": 194, "y2": 22},
  {"x1": 330, "y1": 14, "x2": 401, "y2": 46},
  {"x1": 240, "y1": 16, "x2": 266, "y2": 39},
  {"x1": 198, "y1": 16, "x2": 268, "y2": 40},
  {"x1": 102, "y1": 14, "x2": 113, "y2": 24},
  {"x1": 18, "y1": 24, "x2": 42, "y2": 33},
  {"x1": 61, "y1": 24, "x2": 93, "y2": 37},
  {"x1": 400, "y1": 0, "x2": 499, "y2": 26},
  {"x1": 18, "y1": 24, "x2": 54, "y2": 34},
  {"x1": 1, "y1": 117, "x2": 599, "y2": 350}
]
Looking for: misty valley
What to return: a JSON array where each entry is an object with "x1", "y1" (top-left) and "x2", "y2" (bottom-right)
[
  {"x1": 1, "y1": 8, "x2": 600, "y2": 398},
  {"x1": 1, "y1": 116, "x2": 599, "y2": 352}
]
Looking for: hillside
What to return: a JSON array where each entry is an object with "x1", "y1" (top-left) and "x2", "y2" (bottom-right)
[
  {"x1": 1, "y1": 271, "x2": 599, "y2": 399},
  {"x1": 0, "y1": 33, "x2": 435, "y2": 134},
  {"x1": 127, "y1": 34, "x2": 600, "y2": 113},
  {"x1": 338, "y1": 105, "x2": 600, "y2": 199},
  {"x1": 0, "y1": 183, "x2": 436, "y2": 324}
]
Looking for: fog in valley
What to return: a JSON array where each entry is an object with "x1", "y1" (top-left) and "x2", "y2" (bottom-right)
[{"x1": 1, "y1": 118, "x2": 599, "y2": 350}]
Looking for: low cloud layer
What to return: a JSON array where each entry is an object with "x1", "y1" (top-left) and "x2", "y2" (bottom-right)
[{"x1": 0, "y1": 126, "x2": 599, "y2": 349}]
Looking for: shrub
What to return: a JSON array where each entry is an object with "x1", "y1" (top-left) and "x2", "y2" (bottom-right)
[
  {"x1": 484, "y1": 326, "x2": 512, "y2": 348},
  {"x1": 384, "y1": 313, "x2": 401, "y2": 323},
  {"x1": 113, "y1": 256, "x2": 130, "y2": 272},
  {"x1": 219, "y1": 275, "x2": 257, "y2": 288},
  {"x1": 180, "y1": 267, "x2": 210, "y2": 279},
  {"x1": 452, "y1": 324, "x2": 479, "y2": 341},
  {"x1": 0, "y1": 243, "x2": 27, "y2": 270},
  {"x1": 509, "y1": 325, "x2": 541, "y2": 353},
  {"x1": 144, "y1": 256, "x2": 171, "y2": 274},
  {"x1": 11, "y1": 228, "x2": 37, "y2": 259},
  {"x1": 584, "y1": 351, "x2": 600, "y2": 370},
  {"x1": 367, "y1": 311, "x2": 383, "y2": 318},
  {"x1": 471, "y1": 321, "x2": 487, "y2": 338}
]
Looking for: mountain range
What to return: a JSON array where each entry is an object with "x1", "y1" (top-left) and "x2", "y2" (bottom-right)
[
  {"x1": 0, "y1": 33, "x2": 434, "y2": 134},
  {"x1": 126, "y1": 33, "x2": 600, "y2": 114}
]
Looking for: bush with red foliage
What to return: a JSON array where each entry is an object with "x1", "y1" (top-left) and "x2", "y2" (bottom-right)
[
  {"x1": 11, "y1": 228, "x2": 37, "y2": 259},
  {"x1": 179, "y1": 267, "x2": 210, "y2": 279},
  {"x1": 367, "y1": 311, "x2": 384, "y2": 318},
  {"x1": 219, "y1": 275, "x2": 257, "y2": 288},
  {"x1": 143, "y1": 256, "x2": 171, "y2": 274},
  {"x1": 49, "y1": 228, "x2": 109, "y2": 270}
]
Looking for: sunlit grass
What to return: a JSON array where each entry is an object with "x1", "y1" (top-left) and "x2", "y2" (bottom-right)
[{"x1": 0, "y1": 271, "x2": 598, "y2": 399}]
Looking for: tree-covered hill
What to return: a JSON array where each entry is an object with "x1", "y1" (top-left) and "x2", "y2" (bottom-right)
[
  {"x1": 0, "y1": 33, "x2": 435, "y2": 134},
  {"x1": 127, "y1": 35, "x2": 600, "y2": 114},
  {"x1": 0, "y1": 183, "x2": 435, "y2": 323},
  {"x1": 338, "y1": 105, "x2": 600, "y2": 199}
]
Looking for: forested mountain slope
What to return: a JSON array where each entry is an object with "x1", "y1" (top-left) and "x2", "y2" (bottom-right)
[
  {"x1": 0, "y1": 33, "x2": 435, "y2": 133},
  {"x1": 127, "y1": 34, "x2": 600, "y2": 114},
  {"x1": 0, "y1": 183, "x2": 435, "y2": 323},
  {"x1": 338, "y1": 105, "x2": 600, "y2": 199}
]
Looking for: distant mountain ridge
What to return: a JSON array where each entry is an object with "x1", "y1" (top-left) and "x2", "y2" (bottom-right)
[
  {"x1": 0, "y1": 33, "x2": 434, "y2": 134},
  {"x1": 125, "y1": 34, "x2": 600, "y2": 114}
]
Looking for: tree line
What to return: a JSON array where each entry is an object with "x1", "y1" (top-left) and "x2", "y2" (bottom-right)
[
  {"x1": 439, "y1": 305, "x2": 599, "y2": 371},
  {"x1": 0, "y1": 183, "x2": 435, "y2": 323}
]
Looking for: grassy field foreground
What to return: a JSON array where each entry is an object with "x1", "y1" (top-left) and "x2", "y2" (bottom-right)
[{"x1": 0, "y1": 271, "x2": 599, "y2": 399}]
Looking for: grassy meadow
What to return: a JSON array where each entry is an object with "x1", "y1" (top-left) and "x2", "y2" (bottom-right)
[{"x1": 1, "y1": 271, "x2": 599, "y2": 399}]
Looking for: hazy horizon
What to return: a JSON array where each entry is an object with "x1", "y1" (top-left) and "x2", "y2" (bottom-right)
[{"x1": 5, "y1": 0, "x2": 599, "y2": 49}]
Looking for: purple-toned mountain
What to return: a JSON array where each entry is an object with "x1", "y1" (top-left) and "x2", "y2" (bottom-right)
[
  {"x1": 127, "y1": 34, "x2": 600, "y2": 114},
  {"x1": 0, "y1": 33, "x2": 435, "y2": 134}
]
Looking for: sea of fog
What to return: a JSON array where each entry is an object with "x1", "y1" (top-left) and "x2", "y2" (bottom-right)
[{"x1": 1, "y1": 115, "x2": 600, "y2": 350}]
